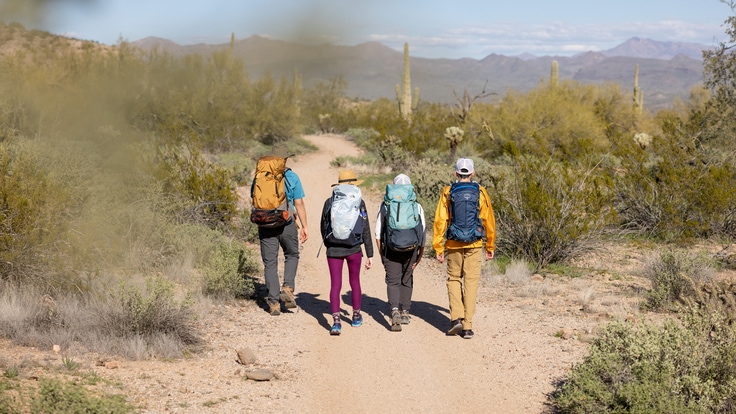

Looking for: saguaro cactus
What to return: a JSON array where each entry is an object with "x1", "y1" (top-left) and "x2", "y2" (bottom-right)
[
  {"x1": 395, "y1": 42, "x2": 419, "y2": 120},
  {"x1": 550, "y1": 60, "x2": 559, "y2": 87},
  {"x1": 633, "y1": 64, "x2": 643, "y2": 113}
]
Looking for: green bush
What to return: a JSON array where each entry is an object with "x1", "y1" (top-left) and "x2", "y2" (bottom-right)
[
  {"x1": 641, "y1": 248, "x2": 716, "y2": 311},
  {"x1": 201, "y1": 240, "x2": 259, "y2": 300},
  {"x1": 30, "y1": 378, "x2": 134, "y2": 414},
  {"x1": 0, "y1": 138, "x2": 77, "y2": 284},
  {"x1": 98, "y1": 276, "x2": 200, "y2": 347},
  {"x1": 476, "y1": 81, "x2": 618, "y2": 161},
  {"x1": 613, "y1": 128, "x2": 736, "y2": 241},
  {"x1": 552, "y1": 290, "x2": 736, "y2": 413},
  {"x1": 490, "y1": 156, "x2": 615, "y2": 269},
  {"x1": 155, "y1": 143, "x2": 238, "y2": 229}
]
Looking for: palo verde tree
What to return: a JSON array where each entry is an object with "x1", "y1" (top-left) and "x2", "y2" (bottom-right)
[{"x1": 701, "y1": 0, "x2": 736, "y2": 150}]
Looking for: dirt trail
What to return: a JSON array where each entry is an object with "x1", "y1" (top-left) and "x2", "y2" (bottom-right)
[
  {"x1": 1, "y1": 134, "x2": 598, "y2": 413},
  {"x1": 280, "y1": 134, "x2": 586, "y2": 413}
]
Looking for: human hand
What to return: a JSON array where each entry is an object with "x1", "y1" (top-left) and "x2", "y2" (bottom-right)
[
  {"x1": 365, "y1": 257, "x2": 373, "y2": 269},
  {"x1": 436, "y1": 253, "x2": 444, "y2": 264},
  {"x1": 300, "y1": 228, "x2": 308, "y2": 243},
  {"x1": 485, "y1": 250, "x2": 494, "y2": 261}
]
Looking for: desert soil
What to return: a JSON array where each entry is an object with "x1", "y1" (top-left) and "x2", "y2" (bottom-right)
[{"x1": 2, "y1": 134, "x2": 658, "y2": 413}]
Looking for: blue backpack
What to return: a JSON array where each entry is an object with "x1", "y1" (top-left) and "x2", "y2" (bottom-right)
[
  {"x1": 446, "y1": 182, "x2": 484, "y2": 243},
  {"x1": 324, "y1": 184, "x2": 365, "y2": 247},
  {"x1": 383, "y1": 184, "x2": 423, "y2": 252}
]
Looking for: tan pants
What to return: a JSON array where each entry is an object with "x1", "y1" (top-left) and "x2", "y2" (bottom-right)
[{"x1": 446, "y1": 247, "x2": 482, "y2": 330}]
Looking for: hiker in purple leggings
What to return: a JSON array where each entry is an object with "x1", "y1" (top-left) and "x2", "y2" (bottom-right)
[{"x1": 320, "y1": 170, "x2": 374, "y2": 335}]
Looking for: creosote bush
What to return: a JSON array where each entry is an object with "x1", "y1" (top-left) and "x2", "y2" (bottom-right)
[
  {"x1": 613, "y1": 130, "x2": 736, "y2": 241},
  {"x1": 490, "y1": 156, "x2": 615, "y2": 270},
  {"x1": 200, "y1": 240, "x2": 260, "y2": 300},
  {"x1": 97, "y1": 276, "x2": 201, "y2": 353},
  {"x1": 552, "y1": 289, "x2": 736, "y2": 413},
  {"x1": 641, "y1": 248, "x2": 716, "y2": 311}
]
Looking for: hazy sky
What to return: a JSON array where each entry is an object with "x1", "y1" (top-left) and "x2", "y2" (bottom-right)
[{"x1": 37, "y1": 0, "x2": 735, "y2": 59}]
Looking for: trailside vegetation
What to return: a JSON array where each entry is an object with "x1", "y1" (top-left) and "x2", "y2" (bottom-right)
[{"x1": 2, "y1": 1, "x2": 736, "y2": 408}]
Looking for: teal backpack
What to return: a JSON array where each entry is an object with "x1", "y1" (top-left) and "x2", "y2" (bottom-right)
[{"x1": 383, "y1": 184, "x2": 422, "y2": 252}]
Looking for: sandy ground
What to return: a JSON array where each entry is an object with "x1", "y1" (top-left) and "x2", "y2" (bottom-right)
[{"x1": 2, "y1": 134, "x2": 659, "y2": 413}]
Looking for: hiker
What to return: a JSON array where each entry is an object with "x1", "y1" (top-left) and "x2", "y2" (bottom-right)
[
  {"x1": 432, "y1": 158, "x2": 496, "y2": 339},
  {"x1": 320, "y1": 170, "x2": 374, "y2": 335},
  {"x1": 375, "y1": 173, "x2": 426, "y2": 332},
  {"x1": 251, "y1": 145, "x2": 308, "y2": 316}
]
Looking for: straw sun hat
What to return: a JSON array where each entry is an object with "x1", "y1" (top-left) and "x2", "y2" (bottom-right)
[{"x1": 332, "y1": 169, "x2": 364, "y2": 186}]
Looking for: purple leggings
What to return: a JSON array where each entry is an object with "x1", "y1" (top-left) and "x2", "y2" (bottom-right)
[{"x1": 327, "y1": 252, "x2": 363, "y2": 314}]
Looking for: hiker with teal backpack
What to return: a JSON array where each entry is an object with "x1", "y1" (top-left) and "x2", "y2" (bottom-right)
[
  {"x1": 433, "y1": 158, "x2": 496, "y2": 339},
  {"x1": 320, "y1": 170, "x2": 374, "y2": 335},
  {"x1": 375, "y1": 174, "x2": 426, "y2": 332}
]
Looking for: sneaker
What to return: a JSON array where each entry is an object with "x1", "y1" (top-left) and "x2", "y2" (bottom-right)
[
  {"x1": 330, "y1": 313, "x2": 341, "y2": 335},
  {"x1": 447, "y1": 319, "x2": 463, "y2": 336},
  {"x1": 351, "y1": 311, "x2": 363, "y2": 327},
  {"x1": 462, "y1": 329, "x2": 475, "y2": 339},
  {"x1": 268, "y1": 301, "x2": 281, "y2": 316},
  {"x1": 400, "y1": 310, "x2": 411, "y2": 325},
  {"x1": 390, "y1": 309, "x2": 402, "y2": 332},
  {"x1": 280, "y1": 285, "x2": 297, "y2": 309}
]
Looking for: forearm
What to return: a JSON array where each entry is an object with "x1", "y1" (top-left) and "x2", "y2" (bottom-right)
[{"x1": 294, "y1": 199, "x2": 307, "y2": 230}]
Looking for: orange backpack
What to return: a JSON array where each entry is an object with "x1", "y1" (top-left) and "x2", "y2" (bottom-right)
[{"x1": 250, "y1": 156, "x2": 291, "y2": 228}]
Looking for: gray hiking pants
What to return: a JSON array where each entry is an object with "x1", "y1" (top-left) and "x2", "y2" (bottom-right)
[
  {"x1": 259, "y1": 220, "x2": 300, "y2": 304},
  {"x1": 382, "y1": 249, "x2": 418, "y2": 312}
]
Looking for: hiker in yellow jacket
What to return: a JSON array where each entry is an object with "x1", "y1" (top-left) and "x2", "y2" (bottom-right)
[{"x1": 432, "y1": 158, "x2": 496, "y2": 339}]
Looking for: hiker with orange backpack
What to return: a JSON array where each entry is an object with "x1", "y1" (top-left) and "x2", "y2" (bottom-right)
[
  {"x1": 320, "y1": 170, "x2": 374, "y2": 335},
  {"x1": 433, "y1": 158, "x2": 496, "y2": 339},
  {"x1": 250, "y1": 145, "x2": 308, "y2": 316}
]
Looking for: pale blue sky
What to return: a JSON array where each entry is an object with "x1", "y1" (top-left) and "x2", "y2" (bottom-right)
[{"x1": 37, "y1": 0, "x2": 734, "y2": 59}]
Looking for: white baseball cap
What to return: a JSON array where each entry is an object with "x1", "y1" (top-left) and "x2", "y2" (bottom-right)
[
  {"x1": 455, "y1": 158, "x2": 474, "y2": 174},
  {"x1": 393, "y1": 174, "x2": 411, "y2": 185}
]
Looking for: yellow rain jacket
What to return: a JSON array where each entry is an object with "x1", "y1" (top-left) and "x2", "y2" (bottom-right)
[{"x1": 432, "y1": 183, "x2": 496, "y2": 254}]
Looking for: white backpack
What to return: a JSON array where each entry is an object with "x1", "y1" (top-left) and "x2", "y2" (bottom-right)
[{"x1": 327, "y1": 184, "x2": 364, "y2": 245}]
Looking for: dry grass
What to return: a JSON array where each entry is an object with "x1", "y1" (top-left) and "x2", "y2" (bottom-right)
[{"x1": 0, "y1": 276, "x2": 203, "y2": 360}]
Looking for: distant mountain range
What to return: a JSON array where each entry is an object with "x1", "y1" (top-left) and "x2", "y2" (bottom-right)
[{"x1": 132, "y1": 36, "x2": 712, "y2": 109}]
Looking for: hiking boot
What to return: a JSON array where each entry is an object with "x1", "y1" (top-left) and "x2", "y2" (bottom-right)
[
  {"x1": 447, "y1": 319, "x2": 463, "y2": 336},
  {"x1": 330, "y1": 313, "x2": 341, "y2": 335},
  {"x1": 280, "y1": 285, "x2": 297, "y2": 309},
  {"x1": 351, "y1": 311, "x2": 363, "y2": 327},
  {"x1": 400, "y1": 310, "x2": 411, "y2": 325},
  {"x1": 390, "y1": 309, "x2": 402, "y2": 332},
  {"x1": 462, "y1": 329, "x2": 475, "y2": 339},
  {"x1": 268, "y1": 301, "x2": 281, "y2": 316}
]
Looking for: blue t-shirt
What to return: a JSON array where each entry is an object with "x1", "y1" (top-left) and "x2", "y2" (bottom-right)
[{"x1": 284, "y1": 169, "x2": 305, "y2": 210}]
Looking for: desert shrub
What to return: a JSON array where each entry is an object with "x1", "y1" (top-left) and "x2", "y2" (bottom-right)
[
  {"x1": 154, "y1": 143, "x2": 238, "y2": 229},
  {"x1": 96, "y1": 276, "x2": 200, "y2": 350},
  {"x1": 29, "y1": 378, "x2": 134, "y2": 414},
  {"x1": 641, "y1": 248, "x2": 716, "y2": 311},
  {"x1": 0, "y1": 139, "x2": 79, "y2": 284},
  {"x1": 300, "y1": 75, "x2": 348, "y2": 133},
  {"x1": 344, "y1": 128, "x2": 380, "y2": 148},
  {"x1": 478, "y1": 81, "x2": 614, "y2": 161},
  {"x1": 613, "y1": 125, "x2": 736, "y2": 241},
  {"x1": 552, "y1": 288, "x2": 736, "y2": 413},
  {"x1": 200, "y1": 240, "x2": 260, "y2": 300},
  {"x1": 405, "y1": 158, "x2": 454, "y2": 226},
  {"x1": 490, "y1": 156, "x2": 615, "y2": 269}
]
